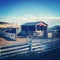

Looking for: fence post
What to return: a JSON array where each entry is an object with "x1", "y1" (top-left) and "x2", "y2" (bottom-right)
[{"x1": 28, "y1": 36, "x2": 32, "y2": 53}]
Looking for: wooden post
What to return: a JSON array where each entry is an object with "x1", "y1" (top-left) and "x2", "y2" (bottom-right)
[
  {"x1": 16, "y1": 22, "x2": 17, "y2": 41},
  {"x1": 28, "y1": 34, "x2": 32, "y2": 53},
  {"x1": 29, "y1": 38, "x2": 32, "y2": 53}
]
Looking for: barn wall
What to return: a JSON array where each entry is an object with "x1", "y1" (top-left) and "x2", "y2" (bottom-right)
[
  {"x1": 21, "y1": 23, "x2": 48, "y2": 38},
  {"x1": 37, "y1": 25, "x2": 47, "y2": 38}
]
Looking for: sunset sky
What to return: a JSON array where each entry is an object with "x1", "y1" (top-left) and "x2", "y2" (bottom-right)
[{"x1": 0, "y1": 0, "x2": 60, "y2": 27}]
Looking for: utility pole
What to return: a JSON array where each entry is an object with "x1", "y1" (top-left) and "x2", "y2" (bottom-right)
[
  {"x1": 16, "y1": 22, "x2": 17, "y2": 41},
  {"x1": 35, "y1": 24, "x2": 37, "y2": 32}
]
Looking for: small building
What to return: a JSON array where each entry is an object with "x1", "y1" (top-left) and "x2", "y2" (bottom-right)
[
  {"x1": 51, "y1": 25, "x2": 60, "y2": 38},
  {"x1": 18, "y1": 21, "x2": 48, "y2": 38},
  {"x1": 47, "y1": 25, "x2": 60, "y2": 38}
]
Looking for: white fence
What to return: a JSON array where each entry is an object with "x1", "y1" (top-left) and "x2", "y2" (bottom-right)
[
  {"x1": 0, "y1": 37, "x2": 60, "y2": 59},
  {"x1": 4, "y1": 32, "x2": 16, "y2": 40}
]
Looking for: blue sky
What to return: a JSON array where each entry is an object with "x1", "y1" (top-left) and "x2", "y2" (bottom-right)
[
  {"x1": 0, "y1": 0, "x2": 60, "y2": 17},
  {"x1": 0, "y1": 0, "x2": 60, "y2": 27}
]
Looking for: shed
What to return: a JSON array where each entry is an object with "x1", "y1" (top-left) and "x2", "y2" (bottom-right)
[{"x1": 18, "y1": 21, "x2": 48, "y2": 38}]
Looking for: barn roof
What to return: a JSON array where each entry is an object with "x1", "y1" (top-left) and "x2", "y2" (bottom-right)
[
  {"x1": 48, "y1": 25, "x2": 60, "y2": 32},
  {"x1": 21, "y1": 21, "x2": 48, "y2": 26}
]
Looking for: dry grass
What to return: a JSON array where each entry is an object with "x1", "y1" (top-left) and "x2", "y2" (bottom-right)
[{"x1": 0, "y1": 37, "x2": 28, "y2": 46}]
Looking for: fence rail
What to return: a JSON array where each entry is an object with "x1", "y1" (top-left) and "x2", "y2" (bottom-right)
[{"x1": 0, "y1": 37, "x2": 60, "y2": 59}]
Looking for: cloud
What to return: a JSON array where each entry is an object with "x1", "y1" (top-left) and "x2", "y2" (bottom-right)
[{"x1": 0, "y1": 15, "x2": 60, "y2": 27}]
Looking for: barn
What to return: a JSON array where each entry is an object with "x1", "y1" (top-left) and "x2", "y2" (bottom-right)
[
  {"x1": 18, "y1": 21, "x2": 48, "y2": 38},
  {"x1": 48, "y1": 25, "x2": 60, "y2": 38}
]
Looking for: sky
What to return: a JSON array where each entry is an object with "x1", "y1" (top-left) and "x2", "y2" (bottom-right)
[{"x1": 0, "y1": 0, "x2": 60, "y2": 27}]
